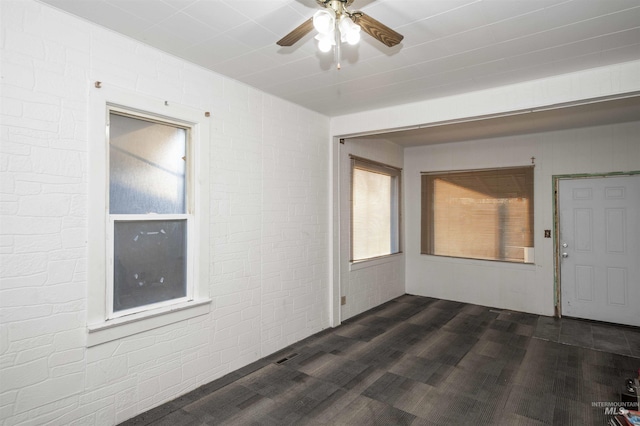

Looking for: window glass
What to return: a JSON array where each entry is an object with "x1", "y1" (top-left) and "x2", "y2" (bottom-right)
[
  {"x1": 351, "y1": 158, "x2": 401, "y2": 261},
  {"x1": 421, "y1": 167, "x2": 534, "y2": 263},
  {"x1": 109, "y1": 113, "x2": 186, "y2": 215},
  {"x1": 113, "y1": 220, "x2": 187, "y2": 312}
]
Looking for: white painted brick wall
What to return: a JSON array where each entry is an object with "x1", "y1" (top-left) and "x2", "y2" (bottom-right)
[{"x1": 0, "y1": 1, "x2": 329, "y2": 424}]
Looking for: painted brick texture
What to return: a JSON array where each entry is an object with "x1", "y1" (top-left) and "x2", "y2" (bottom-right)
[{"x1": 0, "y1": 1, "x2": 329, "y2": 424}]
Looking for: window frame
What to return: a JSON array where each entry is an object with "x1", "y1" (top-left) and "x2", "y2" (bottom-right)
[
  {"x1": 421, "y1": 165, "x2": 534, "y2": 264},
  {"x1": 350, "y1": 155, "x2": 402, "y2": 263},
  {"x1": 87, "y1": 86, "x2": 211, "y2": 347},
  {"x1": 106, "y1": 215, "x2": 194, "y2": 319},
  {"x1": 106, "y1": 108, "x2": 194, "y2": 320}
]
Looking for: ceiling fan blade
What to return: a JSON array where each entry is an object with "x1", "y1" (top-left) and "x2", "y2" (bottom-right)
[
  {"x1": 277, "y1": 18, "x2": 314, "y2": 47},
  {"x1": 353, "y1": 12, "x2": 404, "y2": 47}
]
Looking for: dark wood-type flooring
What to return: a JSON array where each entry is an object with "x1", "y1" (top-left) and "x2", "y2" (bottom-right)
[{"x1": 122, "y1": 295, "x2": 640, "y2": 425}]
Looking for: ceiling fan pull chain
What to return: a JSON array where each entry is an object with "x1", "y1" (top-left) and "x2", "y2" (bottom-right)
[{"x1": 335, "y1": 18, "x2": 341, "y2": 70}]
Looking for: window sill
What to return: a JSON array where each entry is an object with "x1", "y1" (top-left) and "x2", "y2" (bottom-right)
[
  {"x1": 420, "y1": 254, "x2": 536, "y2": 268},
  {"x1": 350, "y1": 252, "x2": 404, "y2": 271},
  {"x1": 86, "y1": 299, "x2": 211, "y2": 347}
]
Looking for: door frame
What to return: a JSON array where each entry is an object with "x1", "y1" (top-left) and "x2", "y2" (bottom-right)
[{"x1": 552, "y1": 171, "x2": 640, "y2": 318}]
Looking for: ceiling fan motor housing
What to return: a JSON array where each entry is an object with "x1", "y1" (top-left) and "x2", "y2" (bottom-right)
[
  {"x1": 317, "y1": 0, "x2": 353, "y2": 17},
  {"x1": 317, "y1": 0, "x2": 355, "y2": 7}
]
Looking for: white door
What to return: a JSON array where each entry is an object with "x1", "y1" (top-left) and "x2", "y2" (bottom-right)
[{"x1": 559, "y1": 175, "x2": 640, "y2": 326}]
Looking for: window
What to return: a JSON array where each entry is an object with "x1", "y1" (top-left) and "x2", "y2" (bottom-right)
[
  {"x1": 351, "y1": 156, "x2": 401, "y2": 261},
  {"x1": 421, "y1": 166, "x2": 534, "y2": 263},
  {"x1": 87, "y1": 86, "x2": 210, "y2": 346},
  {"x1": 108, "y1": 110, "x2": 192, "y2": 318}
]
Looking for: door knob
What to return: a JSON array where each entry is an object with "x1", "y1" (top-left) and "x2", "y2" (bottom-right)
[
  {"x1": 562, "y1": 252, "x2": 569, "y2": 258},
  {"x1": 562, "y1": 243, "x2": 568, "y2": 248}
]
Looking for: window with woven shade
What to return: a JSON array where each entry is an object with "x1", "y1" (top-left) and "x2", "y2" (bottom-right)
[{"x1": 421, "y1": 167, "x2": 534, "y2": 263}]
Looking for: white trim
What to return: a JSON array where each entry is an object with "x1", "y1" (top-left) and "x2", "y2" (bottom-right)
[
  {"x1": 329, "y1": 137, "x2": 341, "y2": 327},
  {"x1": 419, "y1": 253, "x2": 538, "y2": 270},
  {"x1": 87, "y1": 299, "x2": 211, "y2": 347},
  {"x1": 350, "y1": 252, "x2": 404, "y2": 271}
]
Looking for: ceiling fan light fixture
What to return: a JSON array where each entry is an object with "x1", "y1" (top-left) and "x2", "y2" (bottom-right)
[
  {"x1": 339, "y1": 16, "x2": 361, "y2": 45},
  {"x1": 345, "y1": 29, "x2": 360, "y2": 45},
  {"x1": 315, "y1": 32, "x2": 336, "y2": 52},
  {"x1": 313, "y1": 9, "x2": 335, "y2": 35}
]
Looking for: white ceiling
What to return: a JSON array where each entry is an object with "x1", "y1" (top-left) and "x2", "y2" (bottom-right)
[{"x1": 37, "y1": 0, "x2": 640, "y2": 117}]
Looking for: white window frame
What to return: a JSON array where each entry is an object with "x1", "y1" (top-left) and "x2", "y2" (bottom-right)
[
  {"x1": 106, "y1": 214, "x2": 194, "y2": 319},
  {"x1": 106, "y1": 108, "x2": 193, "y2": 320},
  {"x1": 87, "y1": 86, "x2": 211, "y2": 347},
  {"x1": 350, "y1": 156, "x2": 402, "y2": 263}
]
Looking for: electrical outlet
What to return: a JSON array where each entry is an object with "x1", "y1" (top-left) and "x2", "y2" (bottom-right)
[
  {"x1": 544, "y1": 230, "x2": 551, "y2": 238},
  {"x1": 341, "y1": 296, "x2": 346, "y2": 305}
]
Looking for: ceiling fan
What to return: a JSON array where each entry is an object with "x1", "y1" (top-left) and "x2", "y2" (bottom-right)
[{"x1": 277, "y1": 0, "x2": 404, "y2": 67}]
